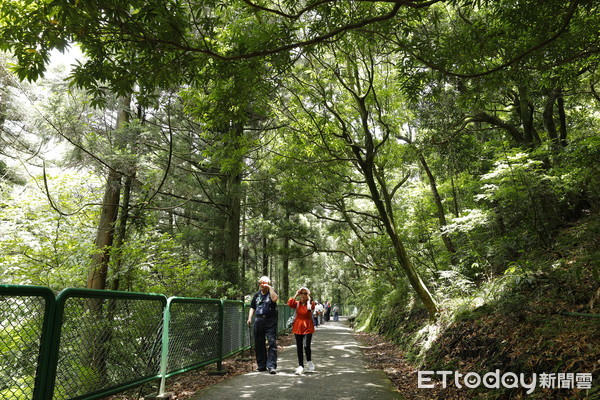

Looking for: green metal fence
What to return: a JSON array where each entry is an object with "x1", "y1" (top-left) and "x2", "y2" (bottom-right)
[
  {"x1": 221, "y1": 301, "x2": 249, "y2": 359},
  {"x1": 162, "y1": 298, "x2": 222, "y2": 378},
  {"x1": 47, "y1": 289, "x2": 167, "y2": 400},
  {"x1": 0, "y1": 285, "x2": 55, "y2": 400},
  {"x1": 0, "y1": 285, "x2": 347, "y2": 400}
]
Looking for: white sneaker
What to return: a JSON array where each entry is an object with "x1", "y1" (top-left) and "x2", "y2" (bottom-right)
[
  {"x1": 294, "y1": 366, "x2": 304, "y2": 375},
  {"x1": 307, "y1": 361, "x2": 315, "y2": 372}
]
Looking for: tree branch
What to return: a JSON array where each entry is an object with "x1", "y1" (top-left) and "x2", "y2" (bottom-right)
[{"x1": 384, "y1": 0, "x2": 582, "y2": 78}]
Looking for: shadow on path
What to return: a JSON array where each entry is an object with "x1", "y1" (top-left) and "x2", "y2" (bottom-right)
[{"x1": 190, "y1": 317, "x2": 403, "y2": 399}]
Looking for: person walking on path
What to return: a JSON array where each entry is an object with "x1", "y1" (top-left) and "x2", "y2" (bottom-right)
[
  {"x1": 287, "y1": 287, "x2": 316, "y2": 375},
  {"x1": 247, "y1": 276, "x2": 279, "y2": 374},
  {"x1": 315, "y1": 301, "x2": 324, "y2": 326},
  {"x1": 332, "y1": 304, "x2": 340, "y2": 322},
  {"x1": 312, "y1": 301, "x2": 320, "y2": 327}
]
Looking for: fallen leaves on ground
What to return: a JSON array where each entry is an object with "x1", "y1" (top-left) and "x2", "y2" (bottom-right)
[{"x1": 355, "y1": 332, "x2": 468, "y2": 400}]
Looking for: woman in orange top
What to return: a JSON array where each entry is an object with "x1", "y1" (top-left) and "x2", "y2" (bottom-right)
[{"x1": 288, "y1": 287, "x2": 316, "y2": 375}]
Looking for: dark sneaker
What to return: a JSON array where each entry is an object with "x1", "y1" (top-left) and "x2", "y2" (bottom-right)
[{"x1": 257, "y1": 367, "x2": 267, "y2": 372}]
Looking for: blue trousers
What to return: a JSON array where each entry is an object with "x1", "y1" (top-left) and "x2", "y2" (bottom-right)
[{"x1": 253, "y1": 316, "x2": 277, "y2": 370}]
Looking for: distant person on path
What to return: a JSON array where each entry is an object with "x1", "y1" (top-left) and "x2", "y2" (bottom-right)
[
  {"x1": 332, "y1": 304, "x2": 339, "y2": 321},
  {"x1": 288, "y1": 287, "x2": 316, "y2": 375},
  {"x1": 324, "y1": 301, "x2": 331, "y2": 322},
  {"x1": 247, "y1": 276, "x2": 279, "y2": 374},
  {"x1": 313, "y1": 301, "x2": 320, "y2": 327},
  {"x1": 315, "y1": 301, "x2": 324, "y2": 325}
]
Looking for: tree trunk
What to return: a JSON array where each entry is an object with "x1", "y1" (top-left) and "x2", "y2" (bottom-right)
[
  {"x1": 517, "y1": 86, "x2": 541, "y2": 147},
  {"x1": 358, "y1": 152, "x2": 438, "y2": 320},
  {"x1": 86, "y1": 98, "x2": 130, "y2": 290},
  {"x1": 83, "y1": 165, "x2": 121, "y2": 386},
  {"x1": 0, "y1": 75, "x2": 7, "y2": 130},
  {"x1": 211, "y1": 124, "x2": 244, "y2": 290},
  {"x1": 417, "y1": 151, "x2": 457, "y2": 256},
  {"x1": 110, "y1": 173, "x2": 134, "y2": 291},
  {"x1": 371, "y1": 180, "x2": 436, "y2": 316},
  {"x1": 241, "y1": 195, "x2": 249, "y2": 295},
  {"x1": 348, "y1": 95, "x2": 438, "y2": 319},
  {"x1": 281, "y1": 213, "x2": 291, "y2": 299},
  {"x1": 543, "y1": 89, "x2": 560, "y2": 146},
  {"x1": 450, "y1": 172, "x2": 460, "y2": 218},
  {"x1": 223, "y1": 167, "x2": 242, "y2": 287},
  {"x1": 557, "y1": 92, "x2": 568, "y2": 147},
  {"x1": 471, "y1": 112, "x2": 525, "y2": 145},
  {"x1": 262, "y1": 236, "x2": 269, "y2": 277},
  {"x1": 87, "y1": 168, "x2": 122, "y2": 289}
]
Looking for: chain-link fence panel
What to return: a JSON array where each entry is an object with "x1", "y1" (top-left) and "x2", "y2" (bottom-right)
[
  {"x1": 277, "y1": 304, "x2": 292, "y2": 333},
  {"x1": 2, "y1": 283, "x2": 355, "y2": 400},
  {"x1": 241, "y1": 304, "x2": 251, "y2": 350},
  {"x1": 222, "y1": 301, "x2": 245, "y2": 358},
  {"x1": 165, "y1": 298, "x2": 221, "y2": 376},
  {"x1": 0, "y1": 285, "x2": 54, "y2": 400},
  {"x1": 49, "y1": 289, "x2": 166, "y2": 400}
]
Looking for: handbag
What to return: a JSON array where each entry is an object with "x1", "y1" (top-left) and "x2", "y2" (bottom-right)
[{"x1": 286, "y1": 309, "x2": 296, "y2": 329}]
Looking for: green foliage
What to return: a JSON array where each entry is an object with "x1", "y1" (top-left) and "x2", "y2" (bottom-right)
[
  {"x1": 0, "y1": 166, "x2": 229, "y2": 297},
  {"x1": 366, "y1": 210, "x2": 600, "y2": 389},
  {"x1": 552, "y1": 136, "x2": 600, "y2": 213},
  {"x1": 436, "y1": 143, "x2": 600, "y2": 280},
  {"x1": 122, "y1": 232, "x2": 230, "y2": 298},
  {"x1": 355, "y1": 281, "x2": 435, "y2": 365},
  {"x1": 0, "y1": 170, "x2": 101, "y2": 288},
  {"x1": 0, "y1": 159, "x2": 27, "y2": 185},
  {"x1": 476, "y1": 150, "x2": 559, "y2": 248},
  {"x1": 0, "y1": 2, "x2": 599, "y2": 386}
]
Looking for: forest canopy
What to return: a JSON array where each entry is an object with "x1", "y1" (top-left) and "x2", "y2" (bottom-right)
[{"x1": 1, "y1": 0, "x2": 599, "y2": 325}]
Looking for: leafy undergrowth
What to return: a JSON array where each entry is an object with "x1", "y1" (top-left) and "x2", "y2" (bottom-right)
[{"x1": 357, "y1": 212, "x2": 600, "y2": 399}]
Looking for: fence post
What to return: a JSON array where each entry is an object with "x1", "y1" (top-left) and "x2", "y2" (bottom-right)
[
  {"x1": 217, "y1": 299, "x2": 224, "y2": 371},
  {"x1": 242, "y1": 303, "x2": 247, "y2": 353},
  {"x1": 42, "y1": 288, "x2": 70, "y2": 400},
  {"x1": 34, "y1": 287, "x2": 56, "y2": 400},
  {"x1": 158, "y1": 297, "x2": 172, "y2": 396}
]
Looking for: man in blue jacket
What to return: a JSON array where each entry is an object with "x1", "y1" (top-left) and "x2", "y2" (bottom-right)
[{"x1": 247, "y1": 276, "x2": 279, "y2": 374}]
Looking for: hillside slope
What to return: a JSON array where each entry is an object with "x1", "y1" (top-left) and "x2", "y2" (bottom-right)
[{"x1": 356, "y1": 211, "x2": 600, "y2": 399}]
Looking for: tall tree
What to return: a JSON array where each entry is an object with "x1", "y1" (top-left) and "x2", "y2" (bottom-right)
[
  {"x1": 87, "y1": 96, "x2": 131, "y2": 290},
  {"x1": 280, "y1": 39, "x2": 439, "y2": 319}
]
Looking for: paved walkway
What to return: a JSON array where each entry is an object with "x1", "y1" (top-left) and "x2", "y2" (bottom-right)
[{"x1": 190, "y1": 317, "x2": 403, "y2": 399}]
